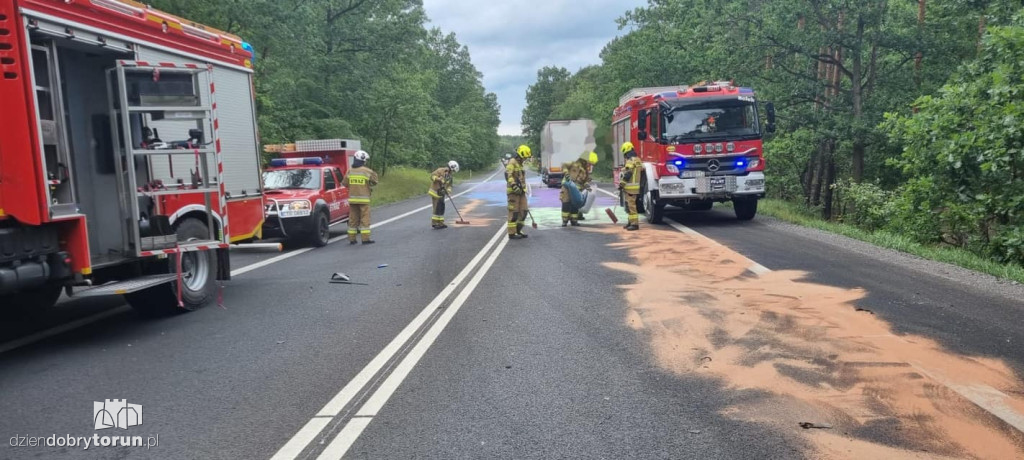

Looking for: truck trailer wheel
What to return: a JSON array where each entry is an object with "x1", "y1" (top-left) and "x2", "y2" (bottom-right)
[
  {"x1": 125, "y1": 218, "x2": 218, "y2": 316},
  {"x1": 2, "y1": 284, "x2": 62, "y2": 319},
  {"x1": 734, "y1": 198, "x2": 758, "y2": 221}
]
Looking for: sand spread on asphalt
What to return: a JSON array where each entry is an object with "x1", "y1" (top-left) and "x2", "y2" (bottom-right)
[
  {"x1": 598, "y1": 224, "x2": 1024, "y2": 459},
  {"x1": 447, "y1": 199, "x2": 494, "y2": 228}
]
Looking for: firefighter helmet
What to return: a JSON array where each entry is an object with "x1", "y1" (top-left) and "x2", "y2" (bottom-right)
[
  {"x1": 353, "y1": 150, "x2": 370, "y2": 161},
  {"x1": 588, "y1": 152, "x2": 599, "y2": 164},
  {"x1": 448, "y1": 160, "x2": 460, "y2": 172},
  {"x1": 620, "y1": 142, "x2": 635, "y2": 154},
  {"x1": 516, "y1": 145, "x2": 532, "y2": 159}
]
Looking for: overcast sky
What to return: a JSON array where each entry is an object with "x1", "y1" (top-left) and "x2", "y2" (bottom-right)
[{"x1": 423, "y1": 0, "x2": 645, "y2": 136}]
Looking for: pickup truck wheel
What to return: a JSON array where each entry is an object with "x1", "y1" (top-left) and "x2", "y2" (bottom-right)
[
  {"x1": 125, "y1": 218, "x2": 217, "y2": 316},
  {"x1": 734, "y1": 198, "x2": 758, "y2": 221},
  {"x1": 642, "y1": 180, "x2": 664, "y2": 224},
  {"x1": 309, "y1": 211, "x2": 330, "y2": 247}
]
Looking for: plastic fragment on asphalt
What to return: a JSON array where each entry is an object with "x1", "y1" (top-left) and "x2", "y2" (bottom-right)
[
  {"x1": 331, "y1": 272, "x2": 351, "y2": 282},
  {"x1": 276, "y1": 341, "x2": 285, "y2": 344},
  {"x1": 798, "y1": 422, "x2": 833, "y2": 429},
  {"x1": 688, "y1": 429, "x2": 701, "y2": 434},
  {"x1": 378, "y1": 264, "x2": 389, "y2": 268}
]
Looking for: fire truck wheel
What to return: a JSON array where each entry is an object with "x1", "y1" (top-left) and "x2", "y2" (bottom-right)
[
  {"x1": 309, "y1": 211, "x2": 330, "y2": 247},
  {"x1": 2, "y1": 284, "x2": 62, "y2": 319},
  {"x1": 126, "y1": 218, "x2": 217, "y2": 316},
  {"x1": 641, "y1": 178, "x2": 665, "y2": 224},
  {"x1": 733, "y1": 198, "x2": 758, "y2": 221}
]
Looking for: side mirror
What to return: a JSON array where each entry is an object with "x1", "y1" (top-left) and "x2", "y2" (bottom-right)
[{"x1": 638, "y1": 110, "x2": 648, "y2": 129}]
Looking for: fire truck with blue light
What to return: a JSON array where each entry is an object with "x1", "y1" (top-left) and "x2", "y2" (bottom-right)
[
  {"x1": 612, "y1": 81, "x2": 775, "y2": 223},
  {"x1": 261, "y1": 140, "x2": 357, "y2": 247},
  {"x1": 0, "y1": 0, "x2": 265, "y2": 315}
]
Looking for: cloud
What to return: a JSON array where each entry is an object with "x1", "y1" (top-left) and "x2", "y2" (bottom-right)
[{"x1": 423, "y1": 0, "x2": 644, "y2": 135}]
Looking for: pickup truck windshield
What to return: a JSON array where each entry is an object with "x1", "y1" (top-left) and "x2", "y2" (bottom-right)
[
  {"x1": 661, "y1": 98, "x2": 760, "y2": 142},
  {"x1": 263, "y1": 169, "x2": 322, "y2": 190}
]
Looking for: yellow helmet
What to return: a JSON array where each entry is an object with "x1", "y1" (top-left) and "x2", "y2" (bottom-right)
[
  {"x1": 588, "y1": 152, "x2": 599, "y2": 165},
  {"x1": 516, "y1": 144, "x2": 532, "y2": 159},
  {"x1": 620, "y1": 142, "x2": 635, "y2": 154}
]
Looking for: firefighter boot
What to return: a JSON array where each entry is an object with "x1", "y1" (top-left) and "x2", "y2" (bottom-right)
[
  {"x1": 516, "y1": 223, "x2": 528, "y2": 238},
  {"x1": 626, "y1": 223, "x2": 640, "y2": 231}
]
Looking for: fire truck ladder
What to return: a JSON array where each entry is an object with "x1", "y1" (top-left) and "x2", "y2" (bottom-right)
[{"x1": 106, "y1": 61, "x2": 228, "y2": 263}]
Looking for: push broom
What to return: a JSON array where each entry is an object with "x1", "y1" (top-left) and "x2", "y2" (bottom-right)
[{"x1": 447, "y1": 194, "x2": 470, "y2": 225}]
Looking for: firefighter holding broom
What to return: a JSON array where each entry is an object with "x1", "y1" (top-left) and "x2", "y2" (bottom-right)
[
  {"x1": 560, "y1": 152, "x2": 598, "y2": 226},
  {"x1": 428, "y1": 161, "x2": 459, "y2": 229},
  {"x1": 619, "y1": 142, "x2": 642, "y2": 231}
]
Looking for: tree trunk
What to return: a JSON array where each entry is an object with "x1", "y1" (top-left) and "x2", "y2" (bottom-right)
[
  {"x1": 810, "y1": 141, "x2": 827, "y2": 207},
  {"x1": 977, "y1": 14, "x2": 987, "y2": 54},
  {"x1": 822, "y1": 148, "x2": 836, "y2": 219},
  {"x1": 851, "y1": 15, "x2": 865, "y2": 182},
  {"x1": 915, "y1": 0, "x2": 926, "y2": 88}
]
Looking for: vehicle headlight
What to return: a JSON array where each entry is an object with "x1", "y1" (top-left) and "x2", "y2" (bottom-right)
[
  {"x1": 746, "y1": 157, "x2": 761, "y2": 169},
  {"x1": 666, "y1": 164, "x2": 679, "y2": 174},
  {"x1": 289, "y1": 201, "x2": 311, "y2": 210}
]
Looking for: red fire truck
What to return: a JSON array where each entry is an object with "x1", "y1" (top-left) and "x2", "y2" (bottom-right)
[
  {"x1": 612, "y1": 82, "x2": 775, "y2": 223},
  {"x1": 0, "y1": 0, "x2": 265, "y2": 315}
]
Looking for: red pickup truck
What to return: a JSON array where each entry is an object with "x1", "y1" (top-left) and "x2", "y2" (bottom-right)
[{"x1": 262, "y1": 156, "x2": 350, "y2": 247}]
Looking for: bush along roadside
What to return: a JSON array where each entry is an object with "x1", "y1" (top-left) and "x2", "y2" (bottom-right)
[{"x1": 757, "y1": 198, "x2": 1024, "y2": 285}]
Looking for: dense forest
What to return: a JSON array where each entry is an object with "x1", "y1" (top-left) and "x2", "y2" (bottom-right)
[
  {"x1": 148, "y1": 0, "x2": 501, "y2": 174},
  {"x1": 522, "y1": 1, "x2": 1024, "y2": 265}
]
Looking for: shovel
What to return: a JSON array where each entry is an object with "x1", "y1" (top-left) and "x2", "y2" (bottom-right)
[{"x1": 446, "y1": 193, "x2": 470, "y2": 225}]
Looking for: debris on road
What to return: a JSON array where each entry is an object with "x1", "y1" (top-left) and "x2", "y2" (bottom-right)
[
  {"x1": 330, "y1": 273, "x2": 369, "y2": 286},
  {"x1": 378, "y1": 264, "x2": 389, "y2": 268},
  {"x1": 276, "y1": 341, "x2": 285, "y2": 345},
  {"x1": 688, "y1": 429, "x2": 702, "y2": 434},
  {"x1": 855, "y1": 307, "x2": 874, "y2": 314},
  {"x1": 798, "y1": 422, "x2": 833, "y2": 430}
]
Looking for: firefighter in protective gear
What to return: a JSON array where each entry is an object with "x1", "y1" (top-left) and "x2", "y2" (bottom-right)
[
  {"x1": 428, "y1": 161, "x2": 458, "y2": 229},
  {"x1": 559, "y1": 151, "x2": 597, "y2": 226},
  {"x1": 343, "y1": 150, "x2": 379, "y2": 244},
  {"x1": 507, "y1": 145, "x2": 531, "y2": 239},
  {"x1": 619, "y1": 142, "x2": 641, "y2": 231}
]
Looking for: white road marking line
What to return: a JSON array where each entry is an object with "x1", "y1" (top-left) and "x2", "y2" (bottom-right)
[
  {"x1": 0, "y1": 170, "x2": 503, "y2": 357},
  {"x1": 270, "y1": 225, "x2": 507, "y2": 460},
  {"x1": 318, "y1": 226, "x2": 511, "y2": 460},
  {"x1": 316, "y1": 416, "x2": 372, "y2": 460},
  {"x1": 0, "y1": 305, "x2": 131, "y2": 355},
  {"x1": 665, "y1": 218, "x2": 771, "y2": 275},
  {"x1": 910, "y1": 363, "x2": 1024, "y2": 434}
]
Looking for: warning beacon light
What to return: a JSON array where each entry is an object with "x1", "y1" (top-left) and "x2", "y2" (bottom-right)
[{"x1": 269, "y1": 157, "x2": 324, "y2": 167}]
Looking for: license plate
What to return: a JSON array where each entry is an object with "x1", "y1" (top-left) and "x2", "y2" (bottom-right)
[
  {"x1": 681, "y1": 170, "x2": 705, "y2": 179},
  {"x1": 710, "y1": 176, "x2": 726, "y2": 191},
  {"x1": 279, "y1": 210, "x2": 311, "y2": 218}
]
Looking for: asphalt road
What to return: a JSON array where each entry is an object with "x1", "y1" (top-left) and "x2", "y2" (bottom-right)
[{"x1": 2, "y1": 170, "x2": 1023, "y2": 459}]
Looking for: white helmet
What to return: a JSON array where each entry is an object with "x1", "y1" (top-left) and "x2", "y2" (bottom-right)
[
  {"x1": 353, "y1": 150, "x2": 369, "y2": 162},
  {"x1": 448, "y1": 160, "x2": 460, "y2": 172}
]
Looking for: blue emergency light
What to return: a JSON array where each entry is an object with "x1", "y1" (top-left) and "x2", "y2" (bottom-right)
[
  {"x1": 269, "y1": 157, "x2": 323, "y2": 167},
  {"x1": 242, "y1": 42, "x2": 256, "y2": 64}
]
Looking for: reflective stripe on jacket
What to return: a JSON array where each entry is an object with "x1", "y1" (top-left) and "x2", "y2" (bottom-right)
[
  {"x1": 623, "y1": 157, "x2": 642, "y2": 194},
  {"x1": 344, "y1": 166, "x2": 378, "y2": 204}
]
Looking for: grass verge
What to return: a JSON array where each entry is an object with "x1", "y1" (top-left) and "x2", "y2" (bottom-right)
[
  {"x1": 372, "y1": 166, "x2": 495, "y2": 207},
  {"x1": 758, "y1": 199, "x2": 1024, "y2": 285}
]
